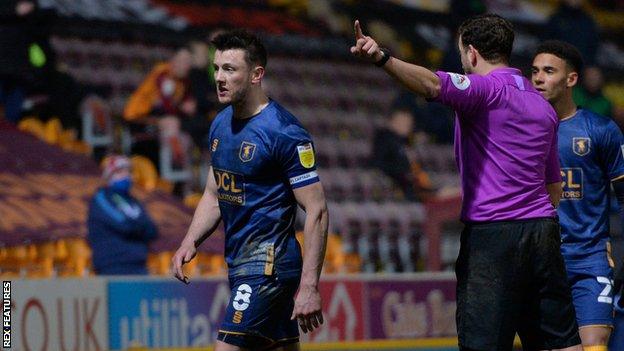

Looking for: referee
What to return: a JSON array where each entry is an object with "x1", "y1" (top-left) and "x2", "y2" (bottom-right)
[{"x1": 351, "y1": 14, "x2": 581, "y2": 351}]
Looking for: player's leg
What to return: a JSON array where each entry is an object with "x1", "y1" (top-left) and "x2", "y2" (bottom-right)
[
  {"x1": 215, "y1": 340, "x2": 249, "y2": 351},
  {"x1": 579, "y1": 326, "x2": 611, "y2": 349},
  {"x1": 567, "y1": 260, "x2": 614, "y2": 350},
  {"x1": 517, "y1": 218, "x2": 581, "y2": 351}
]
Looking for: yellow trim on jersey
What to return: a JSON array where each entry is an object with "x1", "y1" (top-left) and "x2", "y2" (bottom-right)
[
  {"x1": 217, "y1": 329, "x2": 275, "y2": 342},
  {"x1": 578, "y1": 324, "x2": 614, "y2": 330},
  {"x1": 265, "y1": 243, "x2": 275, "y2": 275},
  {"x1": 582, "y1": 345, "x2": 607, "y2": 351},
  {"x1": 610, "y1": 173, "x2": 624, "y2": 182}
]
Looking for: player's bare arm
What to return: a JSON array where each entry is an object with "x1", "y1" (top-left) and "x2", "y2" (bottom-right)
[
  {"x1": 547, "y1": 181, "x2": 563, "y2": 208},
  {"x1": 290, "y1": 182, "x2": 328, "y2": 333},
  {"x1": 172, "y1": 166, "x2": 222, "y2": 284},
  {"x1": 350, "y1": 20, "x2": 440, "y2": 99}
]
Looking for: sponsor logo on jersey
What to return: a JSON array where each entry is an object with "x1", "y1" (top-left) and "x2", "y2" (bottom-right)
[
  {"x1": 211, "y1": 138, "x2": 219, "y2": 152},
  {"x1": 239, "y1": 141, "x2": 257, "y2": 162},
  {"x1": 449, "y1": 73, "x2": 471, "y2": 90},
  {"x1": 561, "y1": 168, "x2": 583, "y2": 200},
  {"x1": 233, "y1": 311, "x2": 244, "y2": 324},
  {"x1": 233, "y1": 284, "x2": 252, "y2": 311},
  {"x1": 297, "y1": 143, "x2": 315, "y2": 169},
  {"x1": 214, "y1": 169, "x2": 245, "y2": 205},
  {"x1": 573, "y1": 137, "x2": 591, "y2": 156}
]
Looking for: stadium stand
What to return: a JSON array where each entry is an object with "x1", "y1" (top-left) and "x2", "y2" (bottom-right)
[{"x1": 3, "y1": 0, "x2": 624, "y2": 278}]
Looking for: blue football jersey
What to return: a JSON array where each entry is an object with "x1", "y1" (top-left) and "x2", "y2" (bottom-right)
[
  {"x1": 558, "y1": 108, "x2": 624, "y2": 264},
  {"x1": 208, "y1": 100, "x2": 319, "y2": 278}
]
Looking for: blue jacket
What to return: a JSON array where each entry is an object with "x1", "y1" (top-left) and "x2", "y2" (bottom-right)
[{"x1": 87, "y1": 187, "x2": 158, "y2": 275}]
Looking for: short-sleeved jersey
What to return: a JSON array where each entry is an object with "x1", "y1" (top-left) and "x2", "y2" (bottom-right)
[
  {"x1": 208, "y1": 100, "x2": 319, "y2": 279},
  {"x1": 432, "y1": 68, "x2": 560, "y2": 222},
  {"x1": 558, "y1": 108, "x2": 624, "y2": 264}
]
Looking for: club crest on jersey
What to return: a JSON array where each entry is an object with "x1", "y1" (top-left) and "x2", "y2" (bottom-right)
[
  {"x1": 239, "y1": 141, "x2": 257, "y2": 162},
  {"x1": 297, "y1": 143, "x2": 315, "y2": 169},
  {"x1": 449, "y1": 73, "x2": 471, "y2": 90},
  {"x1": 573, "y1": 137, "x2": 591, "y2": 156}
]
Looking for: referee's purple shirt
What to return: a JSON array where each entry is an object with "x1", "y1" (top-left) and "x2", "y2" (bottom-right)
[{"x1": 433, "y1": 67, "x2": 560, "y2": 222}]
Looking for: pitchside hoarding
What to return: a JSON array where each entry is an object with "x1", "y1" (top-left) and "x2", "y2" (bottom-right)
[
  {"x1": 107, "y1": 279, "x2": 230, "y2": 350},
  {"x1": 10, "y1": 279, "x2": 108, "y2": 351},
  {"x1": 107, "y1": 274, "x2": 456, "y2": 349},
  {"x1": 367, "y1": 277, "x2": 456, "y2": 339}
]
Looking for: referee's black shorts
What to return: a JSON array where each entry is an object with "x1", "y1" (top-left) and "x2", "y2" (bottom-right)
[{"x1": 456, "y1": 217, "x2": 581, "y2": 351}]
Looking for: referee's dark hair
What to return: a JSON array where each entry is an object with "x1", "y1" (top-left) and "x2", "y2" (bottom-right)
[
  {"x1": 534, "y1": 40, "x2": 584, "y2": 74},
  {"x1": 458, "y1": 14, "x2": 514, "y2": 64},
  {"x1": 211, "y1": 29, "x2": 267, "y2": 68}
]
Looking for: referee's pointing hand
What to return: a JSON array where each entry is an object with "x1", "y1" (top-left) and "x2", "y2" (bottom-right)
[{"x1": 350, "y1": 20, "x2": 383, "y2": 63}]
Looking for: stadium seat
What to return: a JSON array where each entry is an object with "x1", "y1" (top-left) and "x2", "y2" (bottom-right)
[
  {"x1": 130, "y1": 155, "x2": 159, "y2": 191},
  {"x1": 199, "y1": 254, "x2": 226, "y2": 276},
  {"x1": 0, "y1": 245, "x2": 30, "y2": 277},
  {"x1": 43, "y1": 118, "x2": 63, "y2": 145},
  {"x1": 17, "y1": 117, "x2": 46, "y2": 140},
  {"x1": 183, "y1": 192, "x2": 202, "y2": 209},
  {"x1": 147, "y1": 251, "x2": 172, "y2": 275}
]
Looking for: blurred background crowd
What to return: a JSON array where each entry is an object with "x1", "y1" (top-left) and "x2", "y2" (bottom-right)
[{"x1": 2, "y1": 0, "x2": 624, "y2": 278}]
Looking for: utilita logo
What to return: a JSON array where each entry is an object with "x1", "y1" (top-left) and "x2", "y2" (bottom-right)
[{"x1": 118, "y1": 297, "x2": 226, "y2": 349}]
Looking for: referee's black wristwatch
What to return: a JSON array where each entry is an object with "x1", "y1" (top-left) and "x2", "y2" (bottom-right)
[{"x1": 374, "y1": 48, "x2": 391, "y2": 67}]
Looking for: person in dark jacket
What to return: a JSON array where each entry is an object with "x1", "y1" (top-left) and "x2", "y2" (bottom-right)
[
  {"x1": 0, "y1": 1, "x2": 35, "y2": 123},
  {"x1": 87, "y1": 155, "x2": 158, "y2": 275},
  {"x1": 545, "y1": 0, "x2": 599, "y2": 65},
  {"x1": 372, "y1": 108, "x2": 432, "y2": 201}
]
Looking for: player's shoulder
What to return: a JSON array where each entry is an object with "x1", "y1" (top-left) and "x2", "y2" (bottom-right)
[
  {"x1": 212, "y1": 105, "x2": 233, "y2": 128},
  {"x1": 578, "y1": 108, "x2": 618, "y2": 133},
  {"x1": 264, "y1": 100, "x2": 310, "y2": 137}
]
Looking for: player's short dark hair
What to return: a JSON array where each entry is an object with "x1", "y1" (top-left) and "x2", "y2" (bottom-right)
[
  {"x1": 458, "y1": 14, "x2": 514, "y2": 64},
  {"x1": 211, "y1": 29, "x2": 267, "y2": 68},
  {"x1": 534, "y1": 40, "x2": 584, "y2": 74}
]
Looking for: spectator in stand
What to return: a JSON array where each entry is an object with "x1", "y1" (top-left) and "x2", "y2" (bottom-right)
[
  {"x1": 182, "y1": 40, "x2": 216, "y2": 148},
  {"x1": 393, "y1": 91, "x2": 454, "y2": 144},
  {"x1": 123, "y1": 47, "x2": 195, "y2": 171},
  {"x1": 573, "y1": 65, "x2": 614, "y2": 118},
  {"x1": 0, "y1": 0, "x2": 35, "y2": 123},
  {"x1": 545, "y1": 0, "x2": 599, "y2": 64},
  {"x1": 124, "y1": 47, "x2": 195, "y2": 121},
  {"x1": 441, "y1": 0, "x2": 486, "y2": 74},
  {"x1": 371, "y1": 108, "x2": 433, "y2": 201},
  {"x1": 87, "y1": 155, "x2": 158, "y2": 275}
]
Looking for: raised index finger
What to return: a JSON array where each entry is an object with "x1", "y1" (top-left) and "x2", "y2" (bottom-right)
[{"x1": 354, "y1": 20, "x2": 364, "y2": 40}]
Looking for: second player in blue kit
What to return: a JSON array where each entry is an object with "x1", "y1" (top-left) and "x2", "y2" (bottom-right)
[
  {"x1": 172, "y1": 30, "x2": 329, "y2": 351},
  {"x1": 533, "y1": 40, "x2": 624, "y2": 351}
]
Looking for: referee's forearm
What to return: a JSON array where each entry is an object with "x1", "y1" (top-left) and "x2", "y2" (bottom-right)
[
  {"x1": 383, "y1": 57, "x2": 441, "y2": 99},
  {"x1": 300, "y1": 204, "x2": 328, "y2": 287}
]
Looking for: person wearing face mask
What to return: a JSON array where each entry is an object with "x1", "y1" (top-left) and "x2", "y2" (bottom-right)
[{"x1": 87, "y1": 155, "x2": 158, "y2": 275}]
